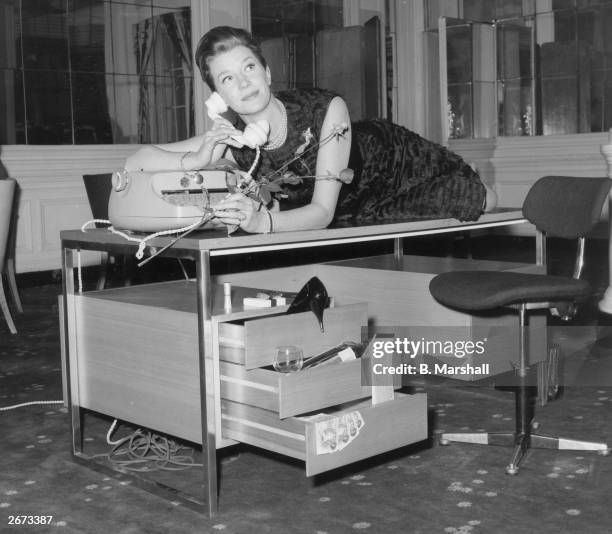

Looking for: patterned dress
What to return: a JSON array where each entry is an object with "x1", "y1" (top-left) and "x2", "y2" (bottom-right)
[{"x1": 230, "y1": 88, "x2": 486, "y2": 223}]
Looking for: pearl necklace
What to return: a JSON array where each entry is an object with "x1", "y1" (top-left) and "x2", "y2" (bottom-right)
[{"x1": 263, "y1": 100, "x2": 287, "y2": 151}]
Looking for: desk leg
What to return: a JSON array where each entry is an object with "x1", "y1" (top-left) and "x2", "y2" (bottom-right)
[
  {"x1": 61, "y1": 246, "x2": 83, "y2": 456},
  {"x1": 196, "y1": 249, "x2": 218, "y2": 516},
  {"x1": 599, "y1": 197, "x2": 612, "y2": 313},
  {"x1": 394, "y1": 237, "x2": 404, "y2": 270}
]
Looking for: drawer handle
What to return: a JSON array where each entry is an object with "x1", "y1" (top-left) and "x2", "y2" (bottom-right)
[
  {"x1": 221, "y1": 375, "x2": 277, "y2": 392},
  {"x1": 222, "y1": 414, "x2": 305, "y2": 441},
  {"x1": 218, "y1": 336, "x2": 244, "y2": 348}
]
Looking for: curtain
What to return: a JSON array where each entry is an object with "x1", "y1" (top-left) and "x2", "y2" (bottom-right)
[
  {"x1": 135, "y1": 17, "x2": 157, "y2": 143},
  {"x1": 134, "y1": 8, "x2": 192, "y2": 143},
  {"x1": 104, "y1": 2, "x2": 141, "y2": 143},
  {"x1": 161, "y1": 8, "x2": 194, "y2": 138}
]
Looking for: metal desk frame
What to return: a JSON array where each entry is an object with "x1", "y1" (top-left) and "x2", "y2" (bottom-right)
[{"x1": 60, "y1": 210, "x2": 526, "y2": 516}]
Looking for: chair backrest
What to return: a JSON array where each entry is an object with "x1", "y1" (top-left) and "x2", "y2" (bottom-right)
[
  {"x1": 83, "y1": 173, "x2": 113, "y2": 222},
  {"x1": 0, "y1": 178, "x2": 16, "y2": 268},
  {"x1": 523, "y1": 175, "x2": 612, "y2": 239}
]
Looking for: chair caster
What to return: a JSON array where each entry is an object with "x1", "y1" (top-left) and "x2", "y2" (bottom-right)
[
  {"x1": 505, "y1": 464, "x2": 519, "y2": 475},
  {"x1": 439, "y1": 438, "x2": 451, "y2": 446}
]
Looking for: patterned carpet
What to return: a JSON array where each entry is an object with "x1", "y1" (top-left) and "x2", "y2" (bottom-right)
[{"x1": 2, "y1": 237, "x2": 612, "y2": 534}]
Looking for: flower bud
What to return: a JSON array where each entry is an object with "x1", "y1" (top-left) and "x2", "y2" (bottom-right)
[{"x1": 338, "y1": 168, "x2": 354, "y2": 184}]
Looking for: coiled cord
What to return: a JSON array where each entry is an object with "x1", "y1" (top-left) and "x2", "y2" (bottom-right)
[{"x1": 106, "y1": 419, "x2": 202, "y2": 472}]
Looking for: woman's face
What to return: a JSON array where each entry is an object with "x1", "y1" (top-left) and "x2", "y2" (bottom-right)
[{"x1": 208, "y1": 44, "x2": 272, "y2": 116}]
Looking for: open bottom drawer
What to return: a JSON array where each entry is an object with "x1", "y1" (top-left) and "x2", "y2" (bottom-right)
[{"x1": 221, "y1": 392, "x2": 427, "y2": 476}]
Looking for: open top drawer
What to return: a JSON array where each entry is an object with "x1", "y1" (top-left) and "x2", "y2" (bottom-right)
[
  {"x1": 221, "y1": 392, "x2": 427, "y2": 476},
  {"x1": 217, "y1": 303, "x2": 367, "y2": 369}
]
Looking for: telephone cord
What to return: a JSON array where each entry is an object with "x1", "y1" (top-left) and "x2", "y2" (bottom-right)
[
  {"x1": 81, "y1": 219, "x2": 205, "y2": 259},
  {"x1": 0, "y1": 400, "x2": 64, "y2": 412},
  {"x1": 246, "y1": 146, "x2": 261, "y2": 179},
  {"x1": 78, "y1": 218, "x2": 207, "y2": 292},
  {"x1": 105, "y1": 419, "x2": 203, "y2": 472}
]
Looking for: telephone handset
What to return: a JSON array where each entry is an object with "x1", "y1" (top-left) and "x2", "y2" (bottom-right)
[
  {"x1": 204, "y1": 91, "x2": 230, "y2": 120},
  {"x1": 205, "y1": 92, "x2": 269, "y2": 149}
]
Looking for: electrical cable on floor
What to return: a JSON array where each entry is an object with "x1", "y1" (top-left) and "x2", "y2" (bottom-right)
[
  {"x1": 0, "y1": 400, "x2": 64, "y2": 412},
  {"x1": 105, "y1": 419, "x2": 203, "y2": 472}
]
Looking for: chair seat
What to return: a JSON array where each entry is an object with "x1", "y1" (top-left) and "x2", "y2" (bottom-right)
[{"x1": 429, "y1": 271, "x2": 591, "y2": 311}]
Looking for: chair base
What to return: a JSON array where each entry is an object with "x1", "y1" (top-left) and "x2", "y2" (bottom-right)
[
  {"x1": 0, "y1": 276, "x2": 17, "y2": 334},
  {"x1": 440, "y1": 431, "x2": 609, "y2": 475},
  {"x1": 96, "y1": 252, "x2": 114, "y2": 291},
  {"x1": 5, "y1": 256, "x2": 23, "y2": 313},
  {"x1": 96, "y1": 253, "x2": 136, "y2": 290}
]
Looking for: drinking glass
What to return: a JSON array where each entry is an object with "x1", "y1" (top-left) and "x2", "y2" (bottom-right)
[{"x1": 274, "y1": 345, "x2": 304, "y2": 373}]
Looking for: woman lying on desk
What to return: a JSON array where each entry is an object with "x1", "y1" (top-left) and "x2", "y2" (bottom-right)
[{"x1": 125, "y1": 26, "x2": 497, "y2": 234}]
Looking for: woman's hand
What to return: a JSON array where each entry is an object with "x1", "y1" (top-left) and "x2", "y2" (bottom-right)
[
  {"x1": 213, "y1": 192, "x2": 269, "y2": 233},
  {"x1": 188, "y1": 119, "x2": 245, "y2": 169}
]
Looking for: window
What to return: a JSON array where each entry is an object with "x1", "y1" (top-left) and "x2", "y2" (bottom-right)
[
  {"x1": 0, "y1": 0, "x2": 193, "y2": 145},
  {"x1": 251, "y1": 0, "x2": 344, "y2": 91},
  {"x1": 250, "y1": 0, "x2": 384, "y2": 121},
  {"x1": 425, "y1": 0, "x2": 612, "y2": 139}
]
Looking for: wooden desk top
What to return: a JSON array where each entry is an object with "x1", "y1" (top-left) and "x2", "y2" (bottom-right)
[
  {"x1": 61, "y1": 208, "x2": 525, "y2": 257},
  {"x1": 81, "y1": 279, "x2": 293, "y2": 319}
]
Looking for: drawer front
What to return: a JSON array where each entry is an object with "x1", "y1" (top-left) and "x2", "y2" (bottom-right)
[
  {"x1": 303, "y1": 393, "x2": 427, "y2": 476},
  {"x1": 221, "y1": 399, "x2": 307, "y2": 461},
  {"x1": 220, "y1": 358, "x2": 372, "y2": 418},
  {"x1": 221, "y1": 392, "x2": 427, "y2": 476},
  {"x1": 218, "y1": 303, "x2": 367, "y2": 369}
]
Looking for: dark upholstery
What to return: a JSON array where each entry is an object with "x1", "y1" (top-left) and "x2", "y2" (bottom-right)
[
  {"x1": 430, "y1": 175, "x2": 611, "y2": 310},
  {"x1": 83, "y1": 173, "x2": 112, "y2": 225},
  {"x1": 429, "y1": 271, "x2": 590, "y2": 311},
  {"x1": 523, "y1": 175, "x2": 611, "y2": 239},
  {"x1": 82, "y1": 174, "x2": 114, "y2": 289}
]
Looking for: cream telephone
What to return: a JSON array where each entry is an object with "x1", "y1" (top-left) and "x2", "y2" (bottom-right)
[
  {"x1": 107, "y1": 93, "x2": 270, "y2": 233},
  {"x1": 107, "y1": 166, "x2": 230, "y2": 232}
]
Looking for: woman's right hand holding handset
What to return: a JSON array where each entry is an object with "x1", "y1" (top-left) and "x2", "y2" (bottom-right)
[
  {"x1": 187, "y1": 92, "x2": 270, "y2": 169},
  {"x1": 186, "y1": 119, "x2": 245, "y2": 169},
  {"x1": 180, "y1": 92, "x2": 243, "y2": 170}
]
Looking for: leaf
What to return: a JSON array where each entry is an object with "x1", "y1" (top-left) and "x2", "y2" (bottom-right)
[
  {"x1": 263, "y1": 182, "x2": 283, "y2": 193},
  {"x1": 258, "y1": 187, "x2": 272, "y2": 205}
]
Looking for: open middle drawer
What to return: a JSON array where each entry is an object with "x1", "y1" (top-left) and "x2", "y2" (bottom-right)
[
  {"x1": 216, "y1": 302, "x2": 372, "y2": 418},
  {"x1": 220, "y1": 358, "x2": 375, "y2": 419}
]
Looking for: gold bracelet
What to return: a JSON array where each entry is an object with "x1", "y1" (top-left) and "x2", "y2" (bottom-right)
[{"x1": 180, "y1": 151, "x2": 192, "y2": 171}]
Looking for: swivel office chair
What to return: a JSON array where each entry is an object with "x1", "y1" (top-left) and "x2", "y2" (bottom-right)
[
  {"x1": 1, "y1": 178, "x2": 17, "y2": 334},
  {"x1": 4, "y1": 179, "x2": 22, "y2": 314},
  {"x1": 429, "y1": 175, "x2": 611, "y2": 475}
]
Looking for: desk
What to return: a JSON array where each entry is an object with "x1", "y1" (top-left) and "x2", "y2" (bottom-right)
[{"x1": 60, "y1": 208, "x2": 525, "y2": 516}]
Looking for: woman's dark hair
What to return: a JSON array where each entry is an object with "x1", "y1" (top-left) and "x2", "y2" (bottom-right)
[{"x1": 195, "y1": 26, "x2": 267, "y2": 90}]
